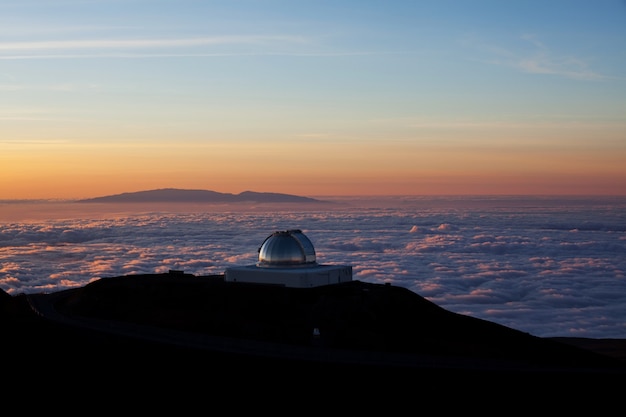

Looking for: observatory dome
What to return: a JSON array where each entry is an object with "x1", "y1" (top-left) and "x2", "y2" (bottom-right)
[
  {"x1": 225, "y1": 228, "x2": 352, "y2": 287},
  {"x1": 257, "y1": 229, "x2": 317, "y2": 267}
]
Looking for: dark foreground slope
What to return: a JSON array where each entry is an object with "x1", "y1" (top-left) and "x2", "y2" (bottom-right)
[{"x1": 2, "y1": 273, "x2": 625, "y2": 404}]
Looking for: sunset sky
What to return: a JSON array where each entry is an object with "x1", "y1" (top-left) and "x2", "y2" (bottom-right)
[{"x1": 1, "y1": 0, "x2": 625, "y2": 199}]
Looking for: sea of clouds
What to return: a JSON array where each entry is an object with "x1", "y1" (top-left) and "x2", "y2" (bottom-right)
[{"x1": 1, "y1": 195, "x2": 625, "y2": 339}]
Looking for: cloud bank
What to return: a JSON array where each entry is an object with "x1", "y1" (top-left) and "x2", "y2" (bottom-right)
[{"x1": 1, "y1": 196, "x2": 625, "y2": 339}]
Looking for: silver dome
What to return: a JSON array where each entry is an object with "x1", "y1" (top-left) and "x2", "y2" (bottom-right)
[{"x1": 257, "y1": 229, "x2": 317, "y2": 267}]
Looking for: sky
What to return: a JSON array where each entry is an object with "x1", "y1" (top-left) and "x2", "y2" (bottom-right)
[
  {"x1": 1, "y1": 0, "x2": 625, "y2": 199},
  {"x1": 1, "y1": 196, "x2": 625, "y2": 339}
]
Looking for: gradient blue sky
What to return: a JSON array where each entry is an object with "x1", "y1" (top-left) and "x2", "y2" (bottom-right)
[{"x1": 2, "y1": 0, "x2": 625, "y2": 199}]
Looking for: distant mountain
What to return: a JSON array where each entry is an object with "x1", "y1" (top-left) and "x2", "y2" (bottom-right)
[{"x1": 76, "y1": 188, "x2": 325, "y2": 204}]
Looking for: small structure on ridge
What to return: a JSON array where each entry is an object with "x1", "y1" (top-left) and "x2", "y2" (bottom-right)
[{"x1": 224, "y1": 229, "x2": 352, "y2": 288}]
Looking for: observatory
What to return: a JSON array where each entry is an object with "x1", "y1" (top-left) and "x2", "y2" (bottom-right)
[{"x1": 224, "y1": 229, "x2": 353, "y2": 288}]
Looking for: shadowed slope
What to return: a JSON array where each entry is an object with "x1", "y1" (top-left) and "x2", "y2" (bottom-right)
[
  {"x1": 45, "y1": 273, "x2": 623, "y2": 370},
  {"x1": 2, "y1": 272, "x2": 625, "y2": 405}
]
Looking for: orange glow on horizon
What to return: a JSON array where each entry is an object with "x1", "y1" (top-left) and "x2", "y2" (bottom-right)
[
  {"x1": 3, "y1": 171, "x2": 624, "y2": 200},
  {"x1": 2, "y1": 127, "x2": 625, "y2": 200}
]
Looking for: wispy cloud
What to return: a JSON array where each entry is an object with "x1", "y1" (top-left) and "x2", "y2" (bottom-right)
[
  {"x1": 463, "y1": 33, "x2": 605, "y2": 81},
  {"x1": 0, "y1": 35, "x2": 314, "y2": 60},
  {"x1": 0, "y1": 35, "x2": 306, "y2": 51},
  {"x1": 0, "y1": 107, "x2": 80, "y2": 123},
  {"x1": 0, "y1": 83, "x2": 95, "y2": 91},
  {"x1": 0, "y1": 34, "x2": 407, "y2": 60},
  {"x1": 371, "y1": 115, "x2": 626, "y2": 131},
  {"x1": 0, "y1": 52, "x2": 385, "y2": 60},
  {"x1": 514, "y1": 34, "x2": 601, "y2": 80},
  {"x1": 0, "y1": 139, "x2": 70, "y2": 144}
]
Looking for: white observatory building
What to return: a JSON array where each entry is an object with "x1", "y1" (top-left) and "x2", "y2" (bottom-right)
[{"x1": 224, "y1": 229, "x2": 353, "y2": 288}]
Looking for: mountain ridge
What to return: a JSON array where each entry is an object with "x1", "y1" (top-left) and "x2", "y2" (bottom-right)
[
  {"x1": 4, "y1": 272, "x2": 624, "y2": 379},
  {"x1": 76, "y1": 188, "x2": 325, "y2": 204}
]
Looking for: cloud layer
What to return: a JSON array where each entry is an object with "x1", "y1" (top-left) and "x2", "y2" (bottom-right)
[{"x1": 1, "y1": 196, "x2": 625, "y2": 339}]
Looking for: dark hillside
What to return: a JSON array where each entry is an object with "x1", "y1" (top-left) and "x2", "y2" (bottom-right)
[
  {"x1": 46, "y1": 273, "x2": 624, "y2": 369},
  {"x1": 2, "y1": 272, "x2": 625, "y2": 404}
]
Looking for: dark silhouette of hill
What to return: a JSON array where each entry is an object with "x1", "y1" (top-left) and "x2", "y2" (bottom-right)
[
  {"x1": 48, "y1": 274, "x2": 623, "y2": 368},
  {"x1": 3, "y1": 272, "x2": 626, "y2": 405},
  {"x1": 75, "y1": 188, "x2": 325, "y2": 204},
  {"x1": 3, "y1": 273, "x2": 624, "y2": 366}
]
